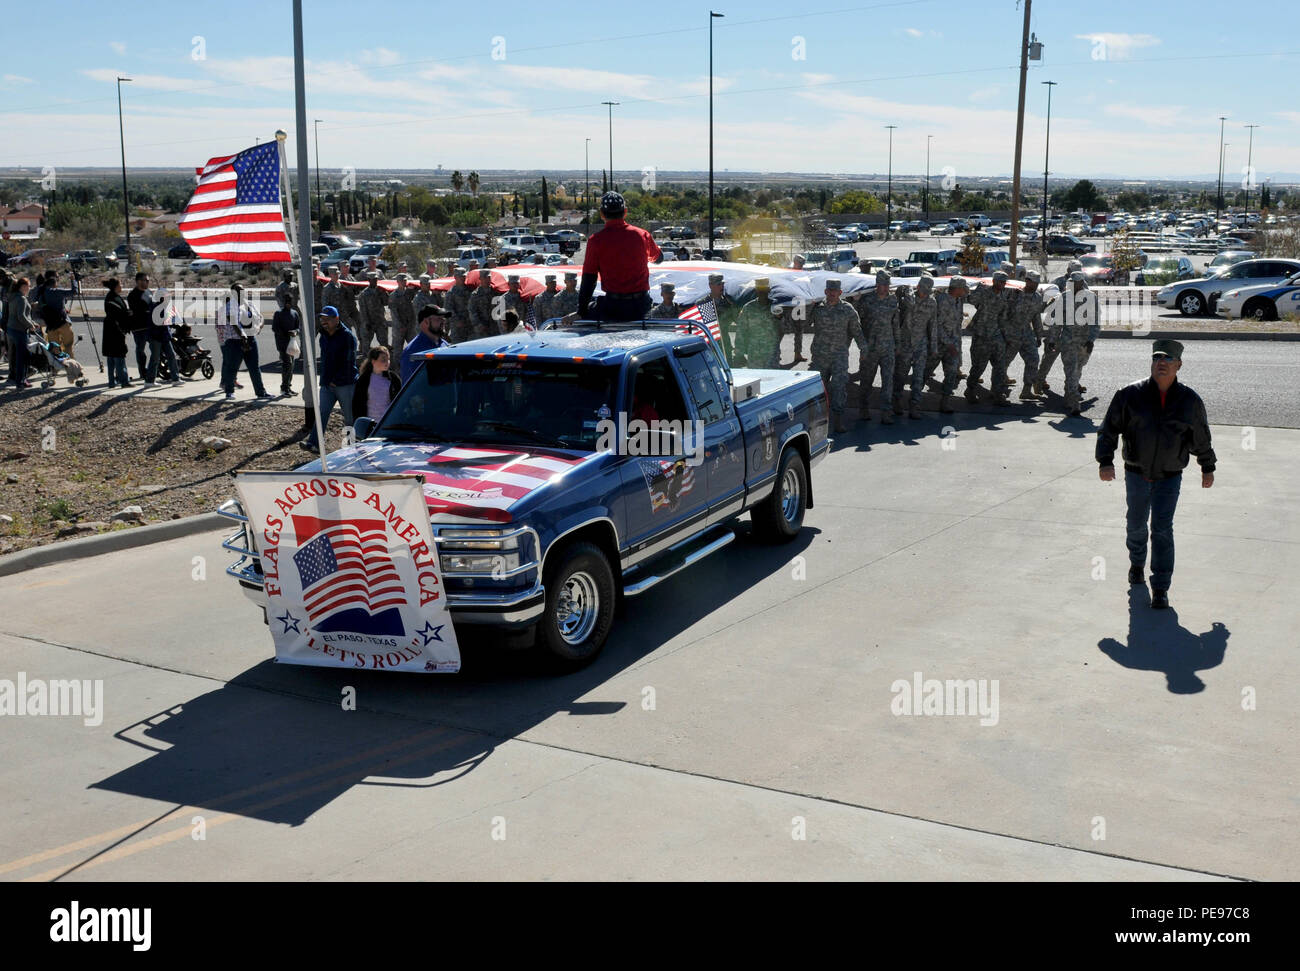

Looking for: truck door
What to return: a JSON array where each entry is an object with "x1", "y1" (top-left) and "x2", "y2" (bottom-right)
[
  {"x1": 618, "y1": 352, "x2": 713, "y2": 555},
  {"x1": 673, "y1": 345, "x2": 745, "y2": 522}
]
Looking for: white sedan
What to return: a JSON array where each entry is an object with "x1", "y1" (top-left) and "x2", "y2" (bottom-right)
[{"x1": 1214, "y1": 273, "x2": 1300, "y2": 322}]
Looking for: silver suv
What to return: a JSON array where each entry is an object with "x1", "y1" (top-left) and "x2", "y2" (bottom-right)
[{"x1": 1156, "y1": 258, "x2": 1300, "y2": 317}]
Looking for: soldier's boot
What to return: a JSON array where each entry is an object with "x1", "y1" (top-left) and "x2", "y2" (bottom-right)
[
  {"x1": 880, "y1": 411, "x2": 895, "y2": 425},
  {"x1": 1039, "y1": 379, "x2": 1053, "y2": 393},
  {"x1": 963, "y1": 381, "x2": 979, "y2": 402},
  {"x1": 1078, "y1": 383, "x2": 1087, "y2": 393},
  {"x1": 892, "y1": 396, "x2": 905, "y2": 416},
  {"x1": 908, "y1": 406, "x2": 922, "y2": 420},
  {"x1": 1018, "y1": 387, "x2": 1040, "y2": 401},
  {"x1": 958, "y1": 369, "x2": 967, "y2": 379},
  {"x1": 939, "y1": 395, "x2": 955, "y2": 414},
  {"x1": 833, "y1": 414, "x2": 849, "y2": 434},
  {"x1": 1032, "y1": 380, "x2": 1047, "y2": 396}
]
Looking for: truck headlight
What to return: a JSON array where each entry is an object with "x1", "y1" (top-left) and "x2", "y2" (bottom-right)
[{"x1": 440, "y1": 551, "x2": 522, "y2": 575}]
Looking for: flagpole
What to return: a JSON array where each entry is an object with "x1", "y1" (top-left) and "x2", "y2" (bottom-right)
[{"x1": 280, "y1": 13, "x2": 327, "y2": 471}]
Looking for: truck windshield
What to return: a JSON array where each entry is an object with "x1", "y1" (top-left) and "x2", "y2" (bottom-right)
[{"x1": 376, "y1": 358, "x2": 619, "y2": 452}]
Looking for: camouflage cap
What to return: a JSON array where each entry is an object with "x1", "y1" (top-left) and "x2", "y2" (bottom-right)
[
  {"x1": 1069, "y1": 271, "x2": 1086, "y2": 283},
  {"x1": 418, "y1": 273, "x2": 431, "y2": 283},
  {"x1": 949, "y1": 276, "x2": 968, "y2": 291},
  {"x1": 366, "y1": 271, "x2": 379, "y2": 280},
  {"x1": 754, "y1": 277, "x2": 770, "y2": 289},
  {"x1": 1152, "y1": 338, "x2": 1183, "y2": 360},
  {"x1": 452, "y1": 265, "x2": 466, "y2": 276},
  {"x1": 660, "y1": 282, "x2": 675, "y2": 291},
  {"x1": 545, "y1": 274, "x2": 556, "y2": 283},
  {"x1": 917, "y1": 275, "x2": 934, "y2": 293},
  {"x1": 708, "y1": 273, "x2": 724, "y2": 284},
  {"x1": 564, "y1": 271, "x2": 577, "y2": 280},
  {"x1": 992, "y1": 270, "x2": 1008, "y2": 283},
  {"x1": 875, "y1": 270, "x2": 890, "y2": 285},
  {"x1": 507, "y1": 274, "x2": 520, "y2": 284},
  {"x1": 825, "y1": 278, "x2": 842, "y2": 290},
  {"x1": 328, "y1": 265, "x2": 340, "y2": 274},
  {"x1": 1025, "y1": 269, "x2": 1041, "y2": 283},
  {"x1": 395, "y1": 272, "x2": 409, "y2": 281}
]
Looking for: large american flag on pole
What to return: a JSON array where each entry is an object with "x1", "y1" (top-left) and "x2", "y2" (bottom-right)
[
  {"x1": 178, "y1": 142, "x2": 291, "y2": 262},
  {"x1": 291, "y1": 514, "x2": 406, "y2": 633},
  {"x1": 676, "y1": 299, "x2": 722, "y2": 341}
]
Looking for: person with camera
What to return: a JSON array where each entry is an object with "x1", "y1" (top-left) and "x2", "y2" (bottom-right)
[
  {"x1": 144, "y1": 284, "x2": 184, "y2": 387},
  {"x1": 37, "y1": 268, "x2": 79, "y2": 355},
  {"x1": 216, "y1": 282, "x2": 271, "y2": 401}
]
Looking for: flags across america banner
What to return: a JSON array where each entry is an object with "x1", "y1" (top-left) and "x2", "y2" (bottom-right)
[{"x1": 178, "y1": 142, "x2": 291, "y2": 263}]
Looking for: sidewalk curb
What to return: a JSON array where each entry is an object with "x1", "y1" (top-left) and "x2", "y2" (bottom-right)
[
  {"x1": 1098, "y1": 330, "x2": 1300, "y2": 341},
  {"x1": 0, "y1": 512, "x2": 226, "y2": 579}
]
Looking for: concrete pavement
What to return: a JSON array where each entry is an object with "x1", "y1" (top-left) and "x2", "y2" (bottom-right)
[{"x1": 0, "y1": 412, "x2": 1294, "y2": 881}]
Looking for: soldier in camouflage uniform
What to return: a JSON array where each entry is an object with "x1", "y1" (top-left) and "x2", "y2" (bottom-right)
[
  {"x1": 444, "y1": 267, "x2": 473, "y2": 344},
  {"x1": 503, "y1": 275, "x2": 528, "y2": 328},
  {"x1": 894, "y1": 276, "x2": 936, "y2": 418},
  {"x1": 857, "y1": 270, "x2": 899, "y2": 424},
  {"x1": 1008, "y1": 270, "x2": 1045, "y2": 401},
  {"x1": 356, "y1": 272, "x2": 389, "y2": 358},
  {"x1": 309, "y1": 259, "x2": 323, "y2": 315},
  {"x1": 1047, "y1": 271, "x2": 1099, "y2": 416},
  {"x1": 931, "y1": 276, "x2": 968, "y2": 414},
  {"x1": 412, "y1": 274, "x2": 442, "y2": 324},
  {"x1": 275, "y1": 270, "x2": 296, "y2": 311},
  {"x1": 365, "y1": 257, "x2": 386, "y2": 281},
  {"x1": 335, "y1": 266, "x2": 360, "y2": 333},
  {"x1": 468, "y1": 271, "x2": 500, "y2": 339},
  {"x1": 389, "y1": 272, "x2": 418, "y2": 349},
  {"x1": 733, "y1": 278, "x2": 780, "y2": 369},
  {"x1": 1036, "y1": 260, "x2": 1089, "y2": 396},
  {"x1": 810, "y1": 279, "x2": 870, "y2": 434},
  {"x1": 964, "y1": 270, "x2": 1012, "y2": 404},
  {"x1": 552, "y1": 272, "x2": 580, "y2": 318},
  {"x1": 533, "y1": 275, "x2": 560, "y2": 324},
  {"x1": 649, "y1": 282, "x2": 682, "y2": 319},
  {"x1": 321, "y1": 268, "x2": 349, "y2": 333},
  {"x1": 705, "y1": 273, "x2": 740, "y2": 364}
]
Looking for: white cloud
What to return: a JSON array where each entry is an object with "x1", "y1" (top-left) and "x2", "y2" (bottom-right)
[
  {"x1": 110, "y1": 41, "x2": 126, "y2": 55},
  {"x1": 1104, "y1": 103, "x2": 1184, "y2": 127},
  {"x1": 1074, "y1": 32, "x2": 1161, "y2": 60},
  {"x1": 3, "y1": 74, "x2": 33, "y2": 84},
  {"x1": 903, "y1": 27, "x2": 923, "y2": 38},
  {"x1": 967, "y1": 86, "x2": 1002, "y2": 104},
  {"x1": 498, "y1": 64, "x2": 657, "y2": 98},
  {"x1": 81, "y1": 69, "x2": 214, "y2": 93},
  {"x1": 359, "y1": 47, "x2": 403, "y2": 67},
  {"x1": 1276, "y1": 110, "x2": 1300, "y2": 125},
  {"x1": 799, "y1": 73, "x2": 835, "y2": 86}
]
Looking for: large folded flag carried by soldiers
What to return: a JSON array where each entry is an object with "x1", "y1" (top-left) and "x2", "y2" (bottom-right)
[{"x1": 179, "y1": 142, "x2": 292, "y2": 262}]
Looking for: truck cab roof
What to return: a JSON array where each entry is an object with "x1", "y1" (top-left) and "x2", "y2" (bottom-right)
[{"x1": 422, "y1": 326, "x2": 713, "y2": 368}]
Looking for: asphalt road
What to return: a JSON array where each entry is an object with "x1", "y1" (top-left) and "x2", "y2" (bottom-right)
[{"x1": 3, "y1": 412, "x2": 1295, "y2": 881}]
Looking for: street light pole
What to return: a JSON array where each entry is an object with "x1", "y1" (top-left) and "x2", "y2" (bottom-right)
[
  {"x1": 1041, "y1": 81, "x2": 1056, "y2": 263},
  {"x1": 1008, "y1": 0, "x2": 1032, "y2": 265},
  {"x1": 585, "y1": 137, "x2": 590, "y2": 236},
  {"x1": 1216, "y1": 116, "x2": 1227, "y2": 219},
  {"x1": 925, "y1": 134, "x2": 932, "y2": 222},
  {"x1": 709, "y1": 11, "x2": 724, "y2": 259},
  {"x1": 602, "y1": 101, "x2": 619, "y2": 191},
  {"x1": 1243, "y1": 124, "x2": 1259, "y2": 215},
  {"x1": 116, "y1": 76, "x2": 132, "y2": 263},
  {"x1": 885, "y1": 125, "x2": 896, "y2": 232},
  {"x1": 313, "y1": 118, "x2": 322, "y2": 223}
]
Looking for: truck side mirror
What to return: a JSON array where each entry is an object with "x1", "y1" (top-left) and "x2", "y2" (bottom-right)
[{"x1": 353, "y1": 416, "x2": 377, "y2": 440}]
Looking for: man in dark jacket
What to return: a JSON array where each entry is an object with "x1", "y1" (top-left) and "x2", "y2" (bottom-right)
[
  {"x1": 1096, "y1": 339, "x2": 1216, "y2": 608},
  {"x1": 126, "y1": 272, "x2": 153, "y2": 380},
  {"x1": 271, "y1": 296, "x2": 300, "y2": 398},
  {"x1": 301, "y1": 305, "x2": 359, "y2": 451}
]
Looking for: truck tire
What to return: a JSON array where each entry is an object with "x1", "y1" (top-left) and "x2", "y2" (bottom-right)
[
  {"x1": 751, "y1": 448, "x2": 807, "y2": 543},
  {"x1": 537, "y1": 541, "x2": 616, "y2": 666}
]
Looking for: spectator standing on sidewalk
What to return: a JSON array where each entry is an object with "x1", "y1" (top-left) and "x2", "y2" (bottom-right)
[
  {"x1": 272, "y1": 290, "x2": 301, "y2": 398},
  {"x1": 101, "y1": 277, "x2": 133, "y2": 388},
  {"x1": 216, "y1": 283, "x2": 271, "y2": 401},
  {"x1": 301, "y1": 306, "x2": 358, "y2": 451},
  {"x1": 354, "y1": 346, "x2": 401, "y2": 420},
  {"x1": 144, "y1": 285, "x2": 184, "y2": 387},
  {"x1": 5, "y1": 276, "x2": 38, "y2": 389},
  {"x1": 126, "y1": 272, "x2": 153, "y2": 380}
]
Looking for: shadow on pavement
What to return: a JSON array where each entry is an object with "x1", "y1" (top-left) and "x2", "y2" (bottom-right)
[
  {"x1": 90, "y1": 526, "x2": 816, "y2": 827},
  {"x1": 1097, "y1": 586, "x2": 1230, "y2": 694}
]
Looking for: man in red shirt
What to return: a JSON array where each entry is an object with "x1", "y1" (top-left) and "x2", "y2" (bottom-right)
[{"x1": 578, "y1": 191, "x2": 662, "y2": 322}]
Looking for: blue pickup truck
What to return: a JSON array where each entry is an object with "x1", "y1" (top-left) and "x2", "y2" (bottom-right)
[{"x1": 220, "y1": 320, "x2": 830, "y2": 665}]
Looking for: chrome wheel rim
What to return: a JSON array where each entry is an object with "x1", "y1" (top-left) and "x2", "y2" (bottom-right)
[
  {"x1": 555, "y1": 570, "x2": 599, "y2": 646},
  {"x1": 780, "y1": 466, "x2": 802, "y2": 524},
  {"x1": 1180, "y1": 294, "x2": 1201, "y2": 315}
]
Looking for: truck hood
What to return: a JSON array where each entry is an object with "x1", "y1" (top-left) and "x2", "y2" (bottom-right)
[{"x1": 303, "y1": 441, "x2": 591, "y2": 523}]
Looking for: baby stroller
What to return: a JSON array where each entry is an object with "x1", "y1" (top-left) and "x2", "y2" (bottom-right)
[
  {"x1": 158, "y1": 322, "x2": 215, "y2": 380},
  {"x1": 30, "y1": 336, "x2": 88, "y2": 388}
]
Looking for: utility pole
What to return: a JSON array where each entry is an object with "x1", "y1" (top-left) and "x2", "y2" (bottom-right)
[
  {"x1": 925, "y1": 134, "x2": 932, "y2": 222},
  {"x1": 116, "y1": 77, "x2": 132, "y2": 264},
  {"x1": 885, "y1": 125, "x2": 896, "y2": 232},
  {"x1": 709, "y1": 11, "x2": 724, "y2": 259},
  {"x1": 1216, "y1": 116, "x2": 1227, "y2": 219},
  {"x1": 313, "y1": 118, "x2": 322, "y2": 223},
  {"x1": 602, "y1": 101, "x2": 619, "y2": 191},
  {"x1": 1008, "y1": 0, "x2": 1033, "y2": 265},
  {"x1": 585, "y1": 137, "x2": 591, "y2": 236},
  {"x1": 1041, "y1": 80, "x2": 1056, "y2": 264},
  {"x1": 1243, "y1": 124, "x2": 1259, "y2": 215}
]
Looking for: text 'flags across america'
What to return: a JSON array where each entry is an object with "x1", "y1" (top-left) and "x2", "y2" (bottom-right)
[{"x1": 178, "y1": 142, "x2": 291, "y2": 263}]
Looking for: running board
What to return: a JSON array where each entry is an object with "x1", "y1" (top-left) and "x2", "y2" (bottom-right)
[{"x1": 621, "y1": 528, "x2": 736, "y2": 597}]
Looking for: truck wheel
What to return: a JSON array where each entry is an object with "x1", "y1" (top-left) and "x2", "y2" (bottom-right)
[
  {"x1": 537, "y1": 541, "x2": 615, "y2": 666},
  {"x1": 751, "y1": 448, "x2": 807, "y2": 543}
]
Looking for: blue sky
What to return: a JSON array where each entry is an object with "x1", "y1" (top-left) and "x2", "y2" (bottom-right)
[{"x1": 2, "y1": 0, "x2": 1296, "y2": 183}]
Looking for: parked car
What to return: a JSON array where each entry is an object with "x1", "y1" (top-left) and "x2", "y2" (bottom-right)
[
  {"x1": 1045, "y1": 234, "x2": 1094, "y2": 255},
  {"x1": 905, "y1": 249, "x2": 957, "y2": 272},
  {"x1": 168, "y1": 242, "x2": 196, "y2": 260},
  {"x1": 1215, "y1": 272, "x2": 1300, "y2": 322},
  {"x1": 1156, "y1": 258, "x2": 1300, "y2": 316},
  {"x1": 967, "y1": 213, "x2": 992, "y2": 227},
  {"x1": 904, "y1": 220, "x2": 930, "y2": 232},
  {"x1": 449, "y1": 246, "x2": 491, "y2": 269},
  {"x1": 113, "y1": 243, "x2": 157, "y2": 260},
  {"x1": 1079, "y1": 254, "x2": 1118, "y2": 284},
  {"x1": 64, "y1": 249, "x2": 109, "y2": 270},
  {"x1": 520, "y1": 252, "x2": 569, "y2": 266},
  {"x1": 348, "y1": 241, "x2": 390, "y2": 273},
  {"x1": 1132, "y1": 256, "x2": 1194, "y2": 287},
  {"x1": 893, "y1": 263, "x2": 932, "y2": 278},
  {"x1": 1202, "y1": 250, "x2": 1255, "y2": 275},
  {"x1": 318, "y1": 233, "x2": 357, "y2": 250},
  {"x1": 218, "y1": 319, "x2": 830, "y2": 665},
  {"x1": 16, "y1": 248, "x2": 56, "y2": 265},
  {"x1": 320, "y1": 247, "x2": 359, "y2": 272}
]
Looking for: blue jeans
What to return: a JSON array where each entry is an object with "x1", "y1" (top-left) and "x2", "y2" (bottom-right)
[
  {"x1": 220, "y1": 339, "x2": 267, "y2": 396},
  {"x1": 131, "y1": 330, "x2": 149, "y2": 378},
  {"x1": 106, "y1": 356, "x2": 129, "y2": 386},
  {"x1": 146, "y1": 337, "x2": 181, "y2": 383},
  {"x1": 1125, "y1": 469, "x2": 1182, "y2": 592},
  {"x1": 304, "y1": 382, "x2": 355, "y2": 448},
  {"x1": 7, "y1": 329, "x2": 30, "y2": 386}
]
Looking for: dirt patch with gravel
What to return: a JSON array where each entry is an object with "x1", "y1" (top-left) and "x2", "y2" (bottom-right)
[{"x1": 0, "y1": 392, "x2": 343, "y2": 555}]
